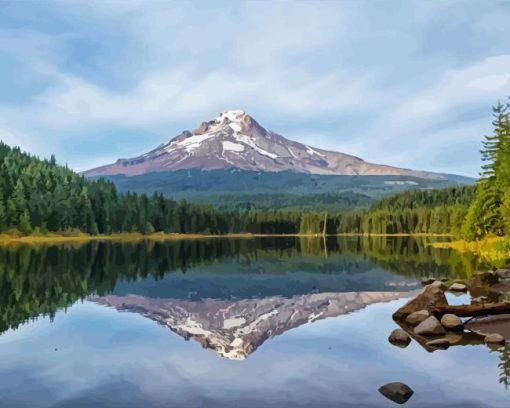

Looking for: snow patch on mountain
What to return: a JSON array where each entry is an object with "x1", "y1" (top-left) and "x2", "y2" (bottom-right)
[
  {"x1": 234, "y1": 133, "x2": 279, "y2": 159},
  {"x1": 222, "y1": 141, "x2": 245, "y2": 152},
  {"x1": 306, "y1": 145, "x2": 325, "y2": 157},
  {"x1": 168, "y1": 133, "x2": 216, "y2": 153}
]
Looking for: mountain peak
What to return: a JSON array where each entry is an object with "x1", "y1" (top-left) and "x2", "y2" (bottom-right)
[
  {"x1": 84, "y1": 110, "x2": 446, "y2": 180},
  {"x1": 190, "y1": 110, "x2": 260, "y2": 138}
]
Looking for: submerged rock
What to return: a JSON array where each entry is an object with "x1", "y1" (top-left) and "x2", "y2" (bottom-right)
[
  {"x1": 445, "y1": 332, "x2": 464, "y2": 345},
  {"x1": 378, "y1": 382, "x2": 414, "y2": 404},
  {"x1": 440, "y1": 314, "x2": 463, "y2": 330},
  {"x1": 393, "y1": 285, "x2": 448, "y2": 320},
  {"x1": 426, "y1": 338, "x2": 450, "y2": 349},
  {"x1": 484, "y1": 333, "x2": 505, "y2": 345},
  {"x1": 414, "y1": 316, "x2": 446, "y2": 336},
  {"x1": 405, "y1": 309, "x2": 430, "y2": 325},
  {"x1": 389, "y1": 329, "x2": 411, "y2": 347}
]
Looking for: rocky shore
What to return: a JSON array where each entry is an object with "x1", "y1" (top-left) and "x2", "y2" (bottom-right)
[
  {"x1": 379, "y1": 269, "x2": 510, "y2": 404},
  {"x1": 390, "y1": 268, "x2": 510, "y2": 351}
]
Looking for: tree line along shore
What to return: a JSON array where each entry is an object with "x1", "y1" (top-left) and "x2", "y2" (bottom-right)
[{"x1": 0, "y1": 98, "x2": 509, "y2": 258}]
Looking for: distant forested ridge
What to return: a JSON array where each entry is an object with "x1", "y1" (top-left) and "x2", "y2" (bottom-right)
[{"x1": 101, "y1": 168, "x2": 473, "y2": 208}]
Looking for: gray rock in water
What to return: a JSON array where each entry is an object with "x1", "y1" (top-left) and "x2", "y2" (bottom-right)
[
  {"x1": 426, "y1": 338, "x2": 450, "y2": 349},
  {"x1": 449, "y1": 282, "x2": 468, "y2": 292},
  {"x1": 414, "y1": 316, "x2": 446, "y2": 336},
  {"x1": 388, "y1": 329, "x2": 411, "y2": 347},
  {"x1": 440, "y1": 314, "x2": 463, "y2": 330},
  {"x1": 405, "y1": 309, "x2": 430, "y2": 325},
  {"x1": 393, "y1": 285, "x2": 448, "y2": 320},
  {"x1": 378, "y1": 382, "x2": 414, "y2": 404},
  {"x1": 484, "y1": 333, "x2": 505, "y2": 345}
]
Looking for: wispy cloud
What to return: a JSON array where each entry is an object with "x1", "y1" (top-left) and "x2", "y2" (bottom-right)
[{"x1": 0, "y1": 0, "x2": 509, "y2": 175}]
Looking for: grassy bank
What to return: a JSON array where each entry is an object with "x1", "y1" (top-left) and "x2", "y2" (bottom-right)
[
  {"x1": 0, "y1": 231, "x2": 454, "y2": 247},
  {"x1": 432, "y1": 236, "x2": 510, "y2": 261},
  {"x1": 0, "y1": 231, "x2": 259, "y2": 246}
]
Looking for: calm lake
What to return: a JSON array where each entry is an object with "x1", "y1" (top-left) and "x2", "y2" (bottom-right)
[{"x1": 0, "y1": 236, "x2": 508, "y2": 407}]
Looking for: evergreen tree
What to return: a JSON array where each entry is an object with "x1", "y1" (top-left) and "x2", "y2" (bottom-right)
[
  {"x1": 19, "y1": 211, "x2": 32, "y2": 235},
  {"x1": 463, "y1": 100, "x2": 510, "y2": 238}
]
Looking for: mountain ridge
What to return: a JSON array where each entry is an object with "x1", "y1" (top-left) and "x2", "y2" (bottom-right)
[{"x1": 84, "y1": 110, "x2": 449, "y2": 179}]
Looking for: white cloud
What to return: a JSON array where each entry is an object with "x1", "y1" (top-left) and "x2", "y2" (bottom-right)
[
  {"x1": 392, "y1": 55, "x2": 510, "y2": 124},
  {"x1": 0, "y1": 0, "x2": 509, "y2": 176}
]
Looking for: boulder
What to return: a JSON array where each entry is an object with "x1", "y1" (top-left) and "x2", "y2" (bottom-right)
[
  {"x1": 470, "y1": 272, "x2": 499, "y2": 299},
  {"x1": 405, "y1": 309, "x2": 430, "y2": 325},
  {"x1": 473, "y1": 270, "x2": 499, "y2": 284},
  {"x1": 440, "y1": 314, "x2": 463, "y2": 330},
  {"x1": 388, "y1": 329, "x2": 411, "y2": 347},
  {"x1": 426, "y1": 338, "x2": 450, "y2": 349},
  {"x1": 393, "y1": 285, "x2": 448, "y2": 320},
  {"x1": 421, "y1": 277, "x2": 435, "y2": 285},
  {"x1": 431, "y1": 280, "x2": 447, "y2": 290},
  {"x1": 484, "y1": 333, "x2": 505, "y2": 345},
  {"x1": 378, "y1": 382, "x2": 414, "y2": 404},
  {"x1": 496, "y1": 269, "x2": 510, "y2": 280},
  {"x1": 449, "y1": 282, "x2": 468, "y2": 292},
  {"x1": 414, "y1": 316, "x2": 446, "y2": 336}
]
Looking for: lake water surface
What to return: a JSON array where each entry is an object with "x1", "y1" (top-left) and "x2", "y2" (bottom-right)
[{"x1": 0, "y1": 237, "x2": 508, "y2": 407}]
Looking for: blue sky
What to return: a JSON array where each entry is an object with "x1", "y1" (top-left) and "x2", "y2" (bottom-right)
[{"x1": 1, "y1": 1, "x2": 510, "y2": 176}]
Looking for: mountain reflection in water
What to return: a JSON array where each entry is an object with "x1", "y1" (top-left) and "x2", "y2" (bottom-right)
[
  {"x1": 94, "y1": 291, "x2": 405, "y2": 360},
  {"x1": 0, "y1": 236, "x2": 480, "y2": 337},
  {"x1": 1, "y1": 236, "x2": 509, "y2": 408}
]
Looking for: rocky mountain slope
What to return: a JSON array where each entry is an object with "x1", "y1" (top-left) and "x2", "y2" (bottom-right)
[{"x1": 84, "y1": 110, "x2": 445, "y2": 179}]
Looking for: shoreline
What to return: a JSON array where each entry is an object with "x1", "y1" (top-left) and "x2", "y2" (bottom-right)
[
  {"x1": 432, "y1": 237, "x2": 510, "y2": 261},
  {"x1": 0, "y1": 232, "x2": 453, "y2": 246}
]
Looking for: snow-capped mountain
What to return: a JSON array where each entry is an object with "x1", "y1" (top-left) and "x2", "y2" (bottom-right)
[{"x1": 84, "y1": 110, "x2": 444, "y2": 179}]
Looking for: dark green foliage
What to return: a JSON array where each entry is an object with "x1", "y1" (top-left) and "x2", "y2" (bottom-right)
[
  {"x1": 0, "y1": 142, "x2": 236, "y2": 235},
  {"x1": 326, "y1": 186, "x2": 474, "y2": 235},
  {"x1": 185, "y1": 192, "x2": 375, "y2": 212},
  {"x1": 499, "y1": 343, "x2": 510, "y2": 389},
  {"x1": 463, "y1": 100, "x2": 510, "y2": 239},
  {"x1": 371, "y1": 186, "x2": 475, "y2": 211}
]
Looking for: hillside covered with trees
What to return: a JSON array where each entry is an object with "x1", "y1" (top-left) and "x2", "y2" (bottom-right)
[
  {"x1": 0, "y1": 140, "x2": 477, "y2": 238},
  {"x1": 1, "y1": 97, "x2": 507, "y2": 240},
  {"x1": 0, "y1": 142, "x2": 235, "y2": 235}
]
